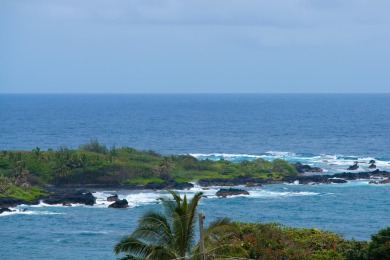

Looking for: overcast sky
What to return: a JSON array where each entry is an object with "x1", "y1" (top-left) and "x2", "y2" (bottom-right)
[{"x1": 1, "y1": 0, "x2": 389, "y2": 93}]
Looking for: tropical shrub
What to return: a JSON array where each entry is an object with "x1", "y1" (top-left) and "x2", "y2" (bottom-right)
[
  {"x1": 368, "y1": 226, "x2": 390, "y2": 259},
  {"x1": 114, "y1": 191, "x2": 246, "y2": 260},
  {"x1": 228, "y1": 222, "x2": 368, "y2": 260}
]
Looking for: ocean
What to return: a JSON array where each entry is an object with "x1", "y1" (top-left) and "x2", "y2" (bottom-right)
[{"x1": 1, "y1": 94, "x2": 390, "y2": 259}]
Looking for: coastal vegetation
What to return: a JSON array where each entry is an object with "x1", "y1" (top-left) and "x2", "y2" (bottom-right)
[
  {"x1": 0, "y1": 139, "x2": 298, "y2": 201},
  {"x1": 115, "y1": 191, "x2": 389, "y2": 260},
  {"x1": 114, "y1": 191, "x2": 246, "y2": 259}
]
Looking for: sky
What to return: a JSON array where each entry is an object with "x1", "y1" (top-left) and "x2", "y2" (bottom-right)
[{"x1": 1, "y1": 0, "x2": 390, "y2": 93}]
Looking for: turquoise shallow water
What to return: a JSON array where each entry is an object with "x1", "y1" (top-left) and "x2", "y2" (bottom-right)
[{"x1": 1, "y1": 94, "x2": 390, "y2": 259}]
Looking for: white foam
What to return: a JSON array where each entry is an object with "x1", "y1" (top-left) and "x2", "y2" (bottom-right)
[
  {"x1": 233, "y1": 189, "x2": 320, "y2": 198},
  {"x1": 264, "y1": 151, "x2": 296, "y2": 157},
  {"x1": 27, "y1": 200, "x2": 90, "y2": 208},
  {"x1": 190, "y1": 153, "x2": 261, "y2": 161},
  {"x1": 190, "y1": 152, "x2": 390, "y2": 174},
  {"x1": 125, "y1": 192, "x2": 162, "y2": 207},
  {"x1": 0, "y1": 209, "x2": 64, "y2": 217}
]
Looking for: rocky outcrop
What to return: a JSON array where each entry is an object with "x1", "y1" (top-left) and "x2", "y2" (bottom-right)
[
  {"x1": 328, "y1": 178, "x2": 348, "y2": 184},
  {"x1": 108, "y1": 199, "x2": 128, "y2": 208},
  {"x1": 368, "y1": 163, "x2": 376, "y2": 169},
  {"x1": 0, "y1": 207, "x2": 12, "y2": 214},
  {"x1": 369, "y1": 178, "x2": 390, "y2": 185},
  {"x1": 282, "y1": 170, "x2": 390, "y2": 185},
  {"x1": 216, "y1": 188, "x2": 250, "y2": 198},
  {"x1": 293, "y1": 162, "x2": 323, "y2": 173},
  {"x1": 144, "y1": 180, "x2": 194, "y2": 190},
  {"x1": 0, "y1": 197, "x2": 35, "y2": 208},
  {"x1": 347, "y1": 163, "x2": 359, "y2": 170},
  {"x1": 43, "y1": 189, "x2": 96, "y2": 206},
  {"x1": 107, "y1": 194, "x2": 119, "y2": 202},
  {"x1": 198, "y1": 175, "x2": 271, "y2": 187}
]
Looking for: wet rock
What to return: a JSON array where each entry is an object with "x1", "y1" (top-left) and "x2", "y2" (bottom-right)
[
  {"x1": 347, "y1": 163, "x2": 359, "y2": 170},
  {"x1": 369, "y1": 179, "x2": 390, "y2": 185},
  {"x1": 328, "y1": 178, "x2": 347, "y2": 184},
  {"x1": 368, "y1": 163, "x2": 376, "y2": 169},
  {"x1": 0, "y1": 197, "x2": 28, "y2": 208},
  {"x1": 108, "y1": 199, "x2": 128, "y2": 208},
  {"x1": 198, "y1": 175, "x2": 269, "y2": 187},
  {"x1": 216, "y1": 188, "x2": 249, "y2": 198},
  {"x1": 0, "y1": 207, "x2": 12, "y2": 214},
  {"x1": 43, "y1": 189, "x2": 96, "y2": 206},
  {"x1": 144, "y1": 181, "x2": 194, "y2": 190},
  {"x1": 293, "y1": 162, "x2": 323, "y2": 173},
  {"x1": 107, "y1": 194, "x2": 119, "y2": 202}
]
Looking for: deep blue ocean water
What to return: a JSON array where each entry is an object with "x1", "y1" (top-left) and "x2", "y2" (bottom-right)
[{"x1": 1, "y1": 94, "x2": 390, "y2": 259}]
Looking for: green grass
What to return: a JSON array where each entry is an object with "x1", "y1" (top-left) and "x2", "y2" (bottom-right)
[
  {"x1": 123, "y1": 177, "x2": 164, "y2": 185},
  {"x1": 0, "y1": 185, "x2": 49, "y2": 201},
  {"x1": 0, "y1": 141, "x2": 299, "y2": 188}
]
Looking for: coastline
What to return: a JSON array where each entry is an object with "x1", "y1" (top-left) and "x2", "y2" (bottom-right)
[{"x1": 2, "y1": 169, "x2": 389, "y2": 210}]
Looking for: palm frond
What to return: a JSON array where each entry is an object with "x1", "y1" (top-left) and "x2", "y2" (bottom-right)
[
  {"x1": 113, "y1": 236, "x2": 152, "y2": 258},
  {"x1": 146, "y1": 245, "x2": 177, "y2": 260},
  {"x1": 203, "y1": 217, "x2": 240, "y2": 239},
  {"x1": 191, "y1": 217, "x2": 247, "y2": 259},
  {"x1": 131, "y1": 211, "x2": 172, "y2": 248}
]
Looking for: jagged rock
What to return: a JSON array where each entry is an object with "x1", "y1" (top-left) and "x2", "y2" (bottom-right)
[
  {"x1": 107, "y1": 194, "x2": 119, "y2": 202},
  {"x1": 144, "y1": 181, "x2": 194, "y2": 190},
  {"x1": 368, "y1": 163, "x2": 376, "y2": 169},
  {"x1": 328, "y1": 178, "x2": 347, "y2": 184},
  {"x1": 108, "y1": 199, "x2": 128, "y2": 208},
  {"x1": 198, "y1": 175, "x2": 269, "y2": 187},
  {"x1": 293, "y1": 162, "x2": 323, "y2": 173},
  {"x1": 43, "y1": 190, "x2": 96, "y2": 206},
  {"x1": 216, "y1": 188, "x2": 249, "y2": 198},
  {"x1": 369, "y1": 179, "x2": 390, "y2": 185},
  {"x1": 347, "y1": 163, "x2": 359, "y2": 170},
  {"x1": 0, "y1": 197, "x2": 29, "y2": 208},
  {"x1": 0, "y1": 207, "x2": 12, "y2": 214}
]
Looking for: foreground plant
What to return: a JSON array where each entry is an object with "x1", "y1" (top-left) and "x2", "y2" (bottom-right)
[{"x1": 113, "y1": 191, "x2": 246, "y2": 260}]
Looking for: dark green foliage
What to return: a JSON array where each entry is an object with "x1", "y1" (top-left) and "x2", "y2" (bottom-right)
[
  {"x1": 0, "y1": 141, "x2": 298, "y2": 199},
  {"x1": 0, "y1": 185, "x2": 48, "y2": 201},
  {"x1": 368, "y1": 226, "x2": 390, "y2": 259},
  {"x1": 226, "y1": 222, "x2": 369, "y2": 260},
  {"x1": 79, "y1": 138, "x2": 108, "y2": 154},
  {"x1": 114, "y1": 191, "x2": 246, "y2": 260},
  {"x1": 341, "y1": 240, "x2": 369, "y2": 260}
]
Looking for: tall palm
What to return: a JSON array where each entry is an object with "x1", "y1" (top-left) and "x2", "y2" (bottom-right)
[{"x1": 114, "y1": 191, "x2": 246, "y2": 260}]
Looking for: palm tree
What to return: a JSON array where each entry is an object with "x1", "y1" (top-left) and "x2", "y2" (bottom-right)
[
  {"x1": 114, "y1": 191, "x2": 246, "y2": 260},
  {"x1": 155, "y1": 156, "x2": 175, "y2": 181}
]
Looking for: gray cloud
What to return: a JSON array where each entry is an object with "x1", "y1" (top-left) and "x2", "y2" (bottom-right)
[{"x1": 1, "y1": 0, "x2": 389, "y2": 93}]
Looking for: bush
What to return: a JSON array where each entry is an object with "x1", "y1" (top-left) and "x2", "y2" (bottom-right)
[
  {"x1": 232, "y1": 222, "x2": 367, "y2": 260},
  {"x1": 368, "y1": 226, "x2": 390, "y2": 259},
  {"x1": 79, "y1": 139, "x2": 108, "y2": 154}
]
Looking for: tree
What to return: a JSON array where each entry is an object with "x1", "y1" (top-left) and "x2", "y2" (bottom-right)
[
  {"x1": 368, "y1": 226, "x2": 390, "y2": 259},
  {"x1": 114, "y1": 191, "x2": 246, "y2": 260},
  {"x1": 155, "y1": 156, "x2": 175, "y2": 181}
]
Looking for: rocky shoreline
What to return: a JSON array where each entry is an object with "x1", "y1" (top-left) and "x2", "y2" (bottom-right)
[
  {"x1": 1, "y1": 167, "x2": 389, "y2": 212},
  {"x1": 198, "y1": 169, "x2": 390, "y2": 186}
]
